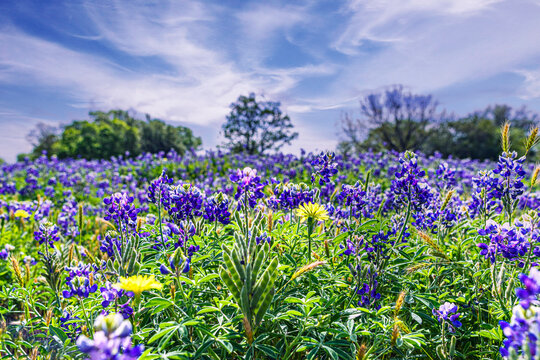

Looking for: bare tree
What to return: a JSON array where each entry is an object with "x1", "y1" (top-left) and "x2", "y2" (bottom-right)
[
  {"x1": 27, "y1": 122, "x2": 59, "y2": 157},
  {"x1": 338, "y1": 85, "x2": 444, "y2": 153}
]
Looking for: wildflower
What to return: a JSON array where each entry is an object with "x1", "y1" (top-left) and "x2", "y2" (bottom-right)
[
  {"x1": 500, "y1": 268, "x2": 540, "y2": 359},
  {"x1": 433, "y1": 302, "x2": 462, "y2": 332},
  {"x1": 515, "y1": 268, "x2": 540, "y2": 310},
  {"x1": 62, "y1": 262, "x2": 98, "y2": 299},
  {"x1": 34, "y1": 219, "x2": 60, "y2": 248},
  {"x1": 103, "y1": 192, "x2": 140, "y2": 230},
  {"x1": 76, "y1": 313, "x2": 143, "y2": 360},
  {"x1": 14, "y1": 209, "x2": 30, "y2": 219},
  {"x1": 230, "y1": 167, "x2": 266, "y2": 209},
  {"x1": 310, "y1": 152, "x2": 338, "y2": 186},
  {"x1": 114, "y1": 275, "x2": 162, "y2": 298},
  {"x1": 59, "y1": 310, "x2": 82, "y2": 339},
  {"x1": 100, "y1": 281, "x2": 133, "y2": 319},
  {"x1": 147, "y1": 169, "x2": 173, "y2": 207},
  {"x1": 168, "y1": 183, "x2": 204, "y2": 221},
  {"x1": 99, "y1": 231, "x2": 122, "y2": 259},
  {"x1": 390, "y1": 152, "x2": 434, "y2": 212},
  {"x1": 268, "y1": 182, "x2": 314, "y2": 212},
  {"x1": 57, "y1": 199, "x2": 80, "y2": 238},
  {"x1": 296, "y1": 202, "x2": 329, "y2": 222},
  {"x1": 0, "y1": 244, "x2": 14, "y2": 260},
  {"x1": 203, "y1": 192, "x2": 231, "y2": 225}
]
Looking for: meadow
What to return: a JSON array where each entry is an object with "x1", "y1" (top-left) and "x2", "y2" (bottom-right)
[{"x1": 0, "y1": 132, "x2": 539, "y2": 359}]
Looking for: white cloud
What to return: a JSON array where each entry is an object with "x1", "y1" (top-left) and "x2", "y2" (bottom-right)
[
  {"x1": 327, "y1": 0, "x2": 540, "y2": 102},
  {"x1": 516, "y1": 68, "x2": 540, "y2": 99},
  {"x1": 335, "y1": 0, "x2": 503, "y2": 54},
  {"x1": 3, "y1": 0, "x2": 540, "y2": 162}
]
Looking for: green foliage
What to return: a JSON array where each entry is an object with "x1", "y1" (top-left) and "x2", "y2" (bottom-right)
[
  {"x1": 425, "y1": 105, "x2": 538, "y2": 160},
  {"x1": 222, "y1": 93, "x2": 298, "y2": 154},
  {"x1": 338, "y1": 86, "x2": 442, "y2": 154},
  {"x1": 25, "y1": 110, "x2": 202, "y2": 160},
  {"x1": 220, "y1": 211, "x2": 278, "y2": 344},
  {"x1": 338, "y1": 87, "x2": 539, "y2": 160}
]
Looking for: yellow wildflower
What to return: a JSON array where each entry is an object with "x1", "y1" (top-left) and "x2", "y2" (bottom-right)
[
  {"x1": 114, "y1": 275, "x2": 162, "y2": 298},
  {"x1": 296, "y1": 202, "x2": 329, "y2": 222},
  {"x1": 14, "y1": 209, "x2": 30, "y2": 219}
]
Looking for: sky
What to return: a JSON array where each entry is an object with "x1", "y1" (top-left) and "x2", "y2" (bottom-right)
[{"x1": 2, "y1": 0, "x2": 540, "y2": 162}]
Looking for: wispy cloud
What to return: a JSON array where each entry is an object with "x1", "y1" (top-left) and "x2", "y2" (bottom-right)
[{"x1": 1, "y1": 0, "x2": 540, "y2": 162}]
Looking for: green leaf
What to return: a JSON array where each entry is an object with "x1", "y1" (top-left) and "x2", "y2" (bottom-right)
[
  {"x1": 49, "y1": 325, "x2": 67, "y2": 344},
  {"x1": 476, "y1": 328, "x2": 503, "y2": 341}
]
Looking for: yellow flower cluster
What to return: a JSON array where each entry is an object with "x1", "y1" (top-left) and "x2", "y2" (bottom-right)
[
  {"x1": 114, "y1": 274, "x2": 162, "y2": 297},
  {"x1": 296, "y1": 202, "x2": 329, "y2": 222}
]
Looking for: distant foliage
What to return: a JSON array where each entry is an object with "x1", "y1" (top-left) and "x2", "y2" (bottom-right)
[
  {"x1": 221, "y1": 93, "x2": 298, "y2": 155},
  {"x1": 339, "y1": 86, "x2": 539, "y2": 161},
  {"x1": 25, "y1": 110, "x2": 201, "y2": 160},
  {"x1": 425, "y1": 105, "x2": 539, "y2": 160},
  {"x1": 339, "y1": 85, "x2": 443, "y2": 154}
]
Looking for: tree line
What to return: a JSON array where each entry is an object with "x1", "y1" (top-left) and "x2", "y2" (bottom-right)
[
  {"x1": 338, "y1": 85, "x2": 539, "y2": 160},
  {"x1": 20, "y1": 88, "x2": 540, "y2": 162}
]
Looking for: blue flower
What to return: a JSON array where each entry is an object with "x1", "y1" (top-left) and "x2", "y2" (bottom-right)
[{"x1": 433, "y1": 302, "x2": 462, "y2": 332}]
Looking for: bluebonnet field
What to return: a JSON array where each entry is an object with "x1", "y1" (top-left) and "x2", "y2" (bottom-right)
[{"x1": 1, "y1": 127, "x2": 540, "y2": 359}]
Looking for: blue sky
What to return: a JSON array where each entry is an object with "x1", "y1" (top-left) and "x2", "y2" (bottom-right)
[{"x1": 2, "y1": 0, "x2": 540, "y2": 161}]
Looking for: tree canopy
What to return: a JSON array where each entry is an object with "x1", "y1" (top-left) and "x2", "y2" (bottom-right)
[
  {"x1": 338, "y1": 86, "x2": 539, "y2": 160},
  {"x1": 25, "y1": 110, "x2": 201, "y2": 160},
  {"x1": 338, "y1": 86, "x2": 444, "y2": 154},
  {"x1": 221, "y1": 93, "x2": 298, "y2": 155}
]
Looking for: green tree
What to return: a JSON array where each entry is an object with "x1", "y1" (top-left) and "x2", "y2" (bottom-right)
[
  {"x1": 140, "y1": 116, "x2": 201, "y2": 155},
  {"x1": 221, "y1": 93, "x2": 298, "y2": 155},
  {"x1": 26, "y1": 110, "x2": 201, "y2": 160},
  {"x1": 424, "y1": 105, "x2": 538, "y2": 160}
]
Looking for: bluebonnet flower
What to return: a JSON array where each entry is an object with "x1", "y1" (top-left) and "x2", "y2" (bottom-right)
[
  {"x1": 59, "y1": 310, "x2": 82, "y2": 339},
  {"x1": 339, "y1": 238, "x2": 355, "y2": 256},
  {"x1": 493, "y1": 152, "x2": 527, "y2": 201},
  {"x1": 147, "y1": 169, "x2": 173, "y2": 208},
  {"x1": 390, "y1": 152, "x2": 434, "y2": 212},
  {"x1": 159, "y1": 245, "x2": 199, "y2": 275},
  {"x1": 23, "y1": 255, "x2": 36, "y2": 265},
  {"x1": 433, "y1": 162, "x2": 457, "y2": 190},
  {"x1": 62, "y1": 262, "x2": 98, "y2": 299},
  {"x1": 77, "y1": 313, "x2": 143, "y2": 360},
  {"x1": 355, "y1": 270, "x2": 381, "y2": 309},
  {"x1": 268, "y1": 182, "x2": 314, "y2": 212},
  {"x1": 100, "y1": 281, "x2": 133, "y2": 319},
  {"x1": 34, "y1": 219, "x2": 60, "y2": 248},
  {"x1": 230, "y1": 167, "x2": 266, "y2": 209},
  {"x1": 203, "y1": 192, "x2": 231, "y2": 225},
  {"x1": 433, "y1": 302, "x2": 462, "y2": 333},
  {"x1": 335, "y1": 182, "x2": 383, "y2": 220},
  {"x1": 168, "y1": 184, "x2": 204, "y2": 221},
  {"x1": 103, "y1": 193, "x2": 140, "y2": 230},
  {"x1": 516, "y1": 268, "x2": 540, "y2": 310},
  {"x1": 58, "y1": 199, "x2": 80, "y2": 238},
  {"x1": 310, "y1": 152, "x2": 338, "y2": 186},
  {"x1": 477, "y1": 218, "x2": 537, "y2": 266},
  {"x1": 174, "y1": 222, "x2": 196, "y2": 249},
  {"x1": 0, "y1": 244, "x2": 14, "y2": 260},
  {"x1": 500, "y1": 268, "x2": 540, "y2": 359},
  {"x1": 255, "y1": 232, "x2": 271, "y2": 245},
  {"x1": 99, "y1": 231, "x2": 122, "y2": 259}
]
